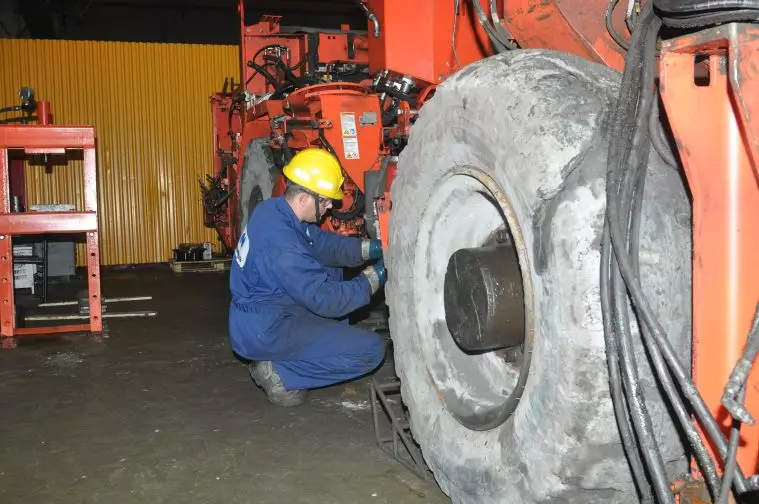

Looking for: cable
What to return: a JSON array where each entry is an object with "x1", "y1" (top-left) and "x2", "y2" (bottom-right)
[
  {"x1": 625, "y1": 0, "x2": 637, "y2": 29},
  {"x1": 452, "y1": 0, "x2": 462, "y2": 69},
  {"x1": 607, "y1": 120, "x2": 751, "y2": 495},
  {"x1": 247, "y1": 60, "x2": 280, "y2": 88},
  {"x1": 648, "y1": 98, "x2": 678, "y2": 169},
  {"x1": 654, "y1": 0, "x2": 759, "y2": 14},
  {"x1": 606, "y1": 0, "x2": 631, "y2": 51},
  {"x1": 489, "y1": 0, "x2": 515, "y2": 46},
  {"x1": 719, "y1": 307, "x2": 759, "y2": 502},
  {"x1": 628, "y1": 97, "x2": 721, "y2": 498},
  {"x1": 632, "y1": 32, "x2": 720, "y2": 500},
  {"x1": 603, "y1": 1, "x2": 753, "y2": 497},
  {"x1": 602, "y1": 4, "x2": 735, "y2": 500},
  {"x1": 355, "y1": 0, "x2": 380, "y2": 37},
  {"x1": 604, "y1": 0, "x2": 759, "y2": 500},
  {"x1": 290, "y1": 52, "x2": 309, "y2": 71},
  {"x1": 603, "y1": 6, "x2": 674, "y2": 501},
  {"x1": 331, "y1": 189, "x2": 365, "y2": 220},
  {"x1": 269, "y1": 57, "x2": 309, "y2": 88},
  {"x1": 470, "y1": 0, "x2": 510, "y2": 53},
  {"x1": 660, "y1": 9, "x2": 759, "y2": 27},
  {"x1": 601, "y1": 233, "x2": 654, "y2": 504},
  {"x1": 246, "y1": 61, "x2": 277, "y2": 85},
  {"x1": 722, "y1": 306, "x2": 759, "y2": 424},
  {"x1": 719, "y1": 407, "x2": 744, "y2": 504}
]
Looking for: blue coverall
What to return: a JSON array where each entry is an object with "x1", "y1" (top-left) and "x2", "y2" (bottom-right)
[{"x1": 229, "y1": 196, "x2": 385, "y2": 390}]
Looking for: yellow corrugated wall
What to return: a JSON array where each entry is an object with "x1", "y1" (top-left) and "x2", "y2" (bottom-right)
[{"x1": 0, "y1": 39, "x2": 238, "y2": 265}]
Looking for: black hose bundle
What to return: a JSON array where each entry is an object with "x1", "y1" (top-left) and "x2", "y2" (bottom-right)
[
  {"x1": 469, "y1": 0, "x2": 514, "y2": 52},
  {"x1": 331, "y1": 189, "x2": 365, "y2": 221},
  {"x1": 602, "y1": 1, "x2": 759, "y2": 502},
  {"x1": 654, "y1": 0, "x2": 759, "y2": 26},
  {"x1": 246, "y1": 44, "x2": 313, "y2": 93}
]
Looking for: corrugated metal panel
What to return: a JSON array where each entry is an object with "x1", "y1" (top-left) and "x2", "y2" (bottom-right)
[{"x1": 0, "y1": 39, "x2": 238, "y2": 265}]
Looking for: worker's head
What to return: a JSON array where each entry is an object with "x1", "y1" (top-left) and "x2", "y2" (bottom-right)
[{"x1": 283, "y1": 148, "x2": 344, "y2": 223}]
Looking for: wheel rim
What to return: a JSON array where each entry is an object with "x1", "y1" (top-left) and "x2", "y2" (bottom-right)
[{"x1": 413, "y1": 166, "x2": 535, "y2": 431}]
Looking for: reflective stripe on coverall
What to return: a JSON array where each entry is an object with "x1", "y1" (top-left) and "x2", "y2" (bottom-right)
[{"x1": 229, "y1": 196, "x2": 385, "y2": 390}]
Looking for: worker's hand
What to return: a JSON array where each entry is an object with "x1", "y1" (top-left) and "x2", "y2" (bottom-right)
[
  {"x1": 373, "y1": 258, "x2": 387, "y2": 285},
  {"x1": 362, "y1": 239, "x2": 383, "y2": 261},
  {"x1": 362, "y1": 258, "x2": 386, "y2": 294}
]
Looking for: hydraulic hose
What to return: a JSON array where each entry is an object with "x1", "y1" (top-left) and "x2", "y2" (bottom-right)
[
  {"x1": 382, "y1": 98, "x2": 399, "y2": 127},
  {"x1": 718, "y1": 403, "x2": 744, "y2": 504},
  {"x1": 654, "y1": 0, "x2": 759, "y2": 13},
  {"x1": 470, "y1": 0, "x2": 510, "y2": 52},
  {"x1": 660, "y1": 9, "x2": 759, "y2": 26},
  {"x1": 356, "y1": 0, "x2": 380, "y2": 37},
  {"x1": 247, "y1": 60, "x2": 280, "y2": 89},
  {"x1": 281, "y1": 138, "x2": 294, "y2": 163},
  {"x1": 331, "y1": 189, "x2": 365, "y2": 221},
  {"x1": 375, "y1": 83, "x2": 417, "y2": 108},
  {"x1": 606, "y1": 0, "x2": 631, "y2": 50},
  {"x1": 608, "y1": 19, "x2": 674, "y2": 502},
  {"x1": 489, "y1": 0, "x2": 515, "y2": 46},
  {"x1": 628, "y1": 96, "x2": 721, "y2": 501},
  {"x1": 600, "y1": 244, "x2": 654, "y2": 503},
  {"x1": 649, "y1": 99, "x2": 678, "y2": 169},
  {"x1": 601, "y1": 5, "x2": 727, "y2": 501},
  {"x1": 604, "y1": 2, "x2": 750, "y2": 496}
]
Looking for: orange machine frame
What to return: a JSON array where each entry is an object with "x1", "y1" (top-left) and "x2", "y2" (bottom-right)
[
  {"x1": 365, "y1": 0, "x2": 625, "y2": 83},
  {"x1": 212, "y1": 5, "x2": 759, "y2": 477}
]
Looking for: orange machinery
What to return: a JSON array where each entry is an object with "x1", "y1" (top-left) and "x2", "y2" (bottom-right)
[{"x1": 203, "y1": 0, "x2": 759, "y2": 498}]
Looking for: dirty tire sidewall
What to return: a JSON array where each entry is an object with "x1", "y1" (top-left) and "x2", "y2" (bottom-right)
[
  {"x1": 239, "y1": 138, "x2": 277, "y2": 234},
  {"x1": 387, "y1": 50, "x2": 691, "y2": 503}
]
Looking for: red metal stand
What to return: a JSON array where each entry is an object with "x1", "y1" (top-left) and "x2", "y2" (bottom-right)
[
  {"x1": 660, "y1": 23, "x2": 759, "y2": 476},
  {"x1": 0, "y1": 125, "x2": 102, "y2": 349}
]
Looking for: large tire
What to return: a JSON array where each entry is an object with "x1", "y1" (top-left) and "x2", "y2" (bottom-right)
[
  {"x1": 238, "y1": 138, "x2": 278, "y2": 233},
  {"x1": 386, "y1": 50, "x2": 692, "y2": 503}
]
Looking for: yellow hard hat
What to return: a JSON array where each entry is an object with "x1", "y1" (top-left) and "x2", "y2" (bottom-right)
[{"x1": 283, "y1": 148, "x2": 344, "y2": 200}]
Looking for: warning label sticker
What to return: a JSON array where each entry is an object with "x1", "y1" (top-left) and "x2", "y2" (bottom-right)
[
  {"x1": 340, "y1": 112, "x2": 357, "y2": 137},
  {"x1": 343, "y1": 137, "x2": 360, "y2": 160}
]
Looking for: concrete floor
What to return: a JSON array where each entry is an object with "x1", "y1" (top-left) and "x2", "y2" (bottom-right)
[{"x1": 0, "y1": 267, "x2": 449, "y2": 504}]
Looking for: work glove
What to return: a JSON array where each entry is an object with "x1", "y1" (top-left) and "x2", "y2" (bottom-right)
[
  {"x1": 362, "y1": 258, "x2": 386, "y2": 295},
  {"x1": 362, "y1": 239, "x2": 383, "y2": 261}
]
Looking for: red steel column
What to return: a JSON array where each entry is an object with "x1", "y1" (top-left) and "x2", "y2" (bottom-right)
[{"x1": 0, "y1": 148, "x2": 15, "y2": 346}]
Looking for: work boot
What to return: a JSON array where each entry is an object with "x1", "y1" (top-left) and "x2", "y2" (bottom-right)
[{"x1": 248, "y1": 361, "x2": 307, "y2": 407}]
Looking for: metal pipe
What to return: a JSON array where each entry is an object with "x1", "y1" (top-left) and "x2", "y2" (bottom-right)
[
  {"x1": 37, "y1": 296, "x2": 153, "y2": 308},
  {"x1": 357, "y1": 1, "x2": 380, "y2": 37},
  {"x1": 25, "y1": 310, "x2": 157, "y2": 321}
]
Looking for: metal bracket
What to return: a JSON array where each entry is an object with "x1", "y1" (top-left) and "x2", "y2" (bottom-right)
[{"x1": 369, "y1": 377, "x2": 429, "y2": 480}]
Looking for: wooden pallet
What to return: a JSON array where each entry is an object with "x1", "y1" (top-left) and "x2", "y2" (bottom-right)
[{"x1": 169, "y1": 258, "x2": 231, "y2": 273}]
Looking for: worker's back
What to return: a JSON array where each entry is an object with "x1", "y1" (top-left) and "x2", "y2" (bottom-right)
[{"x1": 230, "y1": 196, "x2": 306, "y2": 310}]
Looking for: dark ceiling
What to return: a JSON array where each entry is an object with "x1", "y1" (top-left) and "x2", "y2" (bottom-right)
[{"x1": 8, "y1": 0, "x2": 367, "y2": 44}]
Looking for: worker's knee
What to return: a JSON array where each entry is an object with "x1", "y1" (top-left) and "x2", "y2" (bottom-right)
[{"x1": 350, "y1": 330, "x2": 385, "y2": 373}]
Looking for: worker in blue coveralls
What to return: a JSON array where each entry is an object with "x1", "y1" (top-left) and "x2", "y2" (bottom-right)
[{"x1": 229, "y1": 148, "x2": 387, "y2": 407}]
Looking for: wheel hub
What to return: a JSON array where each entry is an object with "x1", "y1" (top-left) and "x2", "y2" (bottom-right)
[{"x1": 444, "y1": 245, "x2": 525, "y2": 353}]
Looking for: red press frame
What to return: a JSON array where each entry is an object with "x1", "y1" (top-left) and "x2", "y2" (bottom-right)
[{"x1": 0, "y1": 125, "x2": 102, "y2": 348}]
